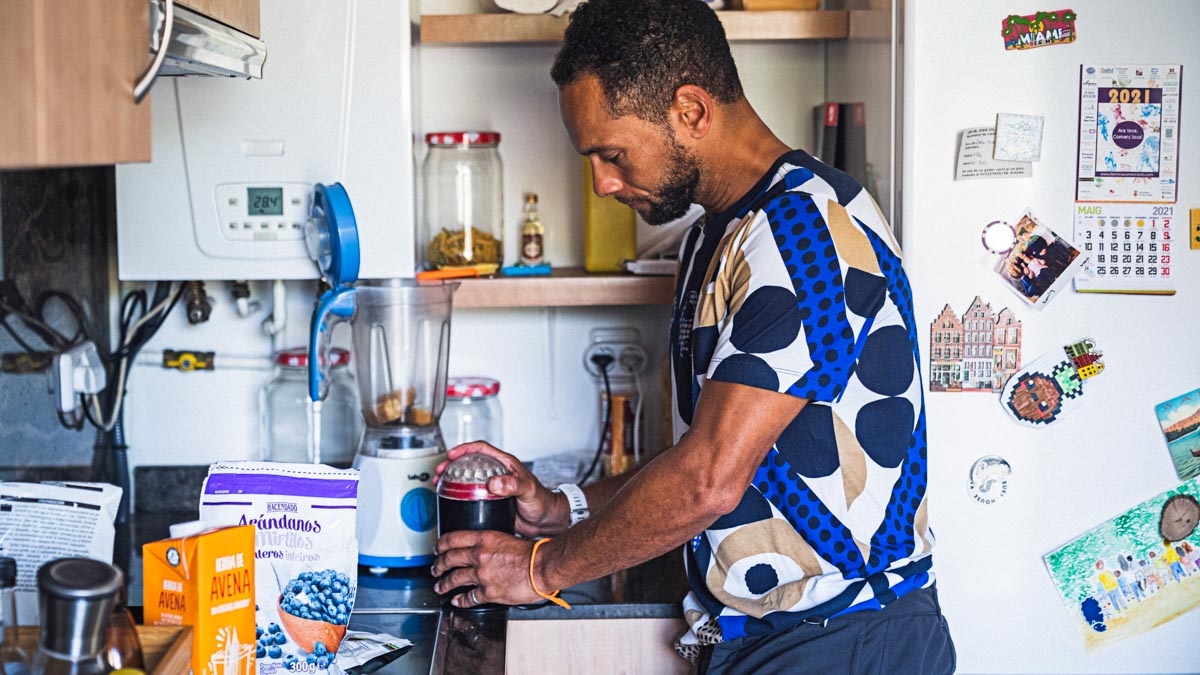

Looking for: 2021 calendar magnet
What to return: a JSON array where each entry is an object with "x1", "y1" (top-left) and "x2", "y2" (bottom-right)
[{"x1": 1073, "y1": 203, "x2": 1176, "y2": 295}]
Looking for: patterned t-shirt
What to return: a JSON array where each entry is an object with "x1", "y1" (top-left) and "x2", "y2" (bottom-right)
[{"x1": 670, "y1": 150, "x2": 935, "y2": 656}]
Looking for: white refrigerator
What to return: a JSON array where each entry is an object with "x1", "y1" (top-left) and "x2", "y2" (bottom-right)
[{"x1": 904, "y1": 1, "x2": 1200, "y2": 672}]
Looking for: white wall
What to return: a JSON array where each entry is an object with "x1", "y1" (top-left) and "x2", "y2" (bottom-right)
[{"x1": 904, "y1": 1, "x2": 1200, "y2": 672}]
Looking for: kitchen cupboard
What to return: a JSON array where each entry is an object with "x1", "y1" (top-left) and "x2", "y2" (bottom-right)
[{"x1": 0, "y1": 0, "x2": 260, "y2": 169}]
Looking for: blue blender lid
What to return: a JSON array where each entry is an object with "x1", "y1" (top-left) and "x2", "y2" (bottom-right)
[{"x1": 305, "y1": 182, "x2": 360, "y2": 287}]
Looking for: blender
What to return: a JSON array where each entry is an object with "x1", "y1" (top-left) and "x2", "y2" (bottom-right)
[{"x1": 306, "y1": 183, "x2": 458, "y2": 571}]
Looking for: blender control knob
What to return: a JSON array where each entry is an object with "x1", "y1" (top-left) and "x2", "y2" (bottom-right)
[{"x1": 400, "y1": 488, "x2": 436, "y2": 532}]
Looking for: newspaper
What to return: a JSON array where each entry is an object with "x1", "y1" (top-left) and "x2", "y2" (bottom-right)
[{"x1": 0, "y1": 481, "x2": 122, "y2": 623}]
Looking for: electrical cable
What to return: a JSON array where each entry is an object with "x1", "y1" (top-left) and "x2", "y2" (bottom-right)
[
  {"x1": 86, "y1": 282, "x2": 181, "y2": 431},
  {"x1": 34, "y1": 290, "x2": 87, "y2": 346},
  {"x1": 0, "y1": 299, "x2": 69, "y2": 350},
  {"x1": 1, "y1": 318, "x2": 42, "y2": 353},
  {"x1": 579, "y1": 361, "x2": 614, "y2": 485},
  {"x1": 632, "y1": 371, "x2": 643, "y2": 465}
]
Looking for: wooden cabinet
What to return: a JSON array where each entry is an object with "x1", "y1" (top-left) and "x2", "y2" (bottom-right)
[
  {"x1": 182, "y1": 0, "x2": 260, "y2": 38},
  {"x1": 0, "y1": 0, "x2": 152, "y2": 169},
  {"x1": 0, "y1": 0, "x2": 260, "y2": 170}
]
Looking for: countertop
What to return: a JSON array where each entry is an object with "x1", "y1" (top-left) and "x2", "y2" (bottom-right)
[{"x1": 131, "y1": 507, "x2": 687, "y2": 674}]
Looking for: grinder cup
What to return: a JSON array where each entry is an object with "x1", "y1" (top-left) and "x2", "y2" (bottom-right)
[{"x1": 436, "y1": 453, "x2": 516, "y2": 611}]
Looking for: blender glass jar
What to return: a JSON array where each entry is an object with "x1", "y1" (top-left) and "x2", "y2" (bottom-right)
[
  {"x1": 261, "y1": 348, "x2": 360, "y2": 465},
  {"x1": 441, "y1": 377, "x2": 503, "y2": 449},
  {"x1": 420, "y1": 131, "x2": 504, "y2": 271}
]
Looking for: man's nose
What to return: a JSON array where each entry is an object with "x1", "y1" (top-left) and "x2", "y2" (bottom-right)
[{"x1": 590, "y1": 158, "x2": 623, "y2": 198}]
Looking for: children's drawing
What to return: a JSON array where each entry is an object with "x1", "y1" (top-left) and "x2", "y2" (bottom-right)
[
  {"x1": 1044, "y1": 479, "x2": 1200, "y2": 652},
  {"x1": 1154, "y1": 387, "x2": 1200, "y2": 481},
  {"x1": 928, "y1": 297, "x2": 1022, "y2": 393},
  {"x1": 1000, "y1": 338, "x2": 1104, "y2": 426}
]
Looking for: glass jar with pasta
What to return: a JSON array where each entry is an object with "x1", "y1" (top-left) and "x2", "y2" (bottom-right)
[{"x1": 420, "y1": 131, "x2": 504, "y2": 271}]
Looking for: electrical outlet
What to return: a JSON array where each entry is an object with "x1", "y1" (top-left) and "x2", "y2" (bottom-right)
[{"x1": 583, "y1": 327, "x2": 648, "y2": 378}]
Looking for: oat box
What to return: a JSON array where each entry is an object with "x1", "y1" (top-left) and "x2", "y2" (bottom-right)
[{"x1": 143, "y1": 524, "x2": 257, "y2": 675}]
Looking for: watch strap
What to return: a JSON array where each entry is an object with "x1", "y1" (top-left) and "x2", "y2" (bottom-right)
[{"x1": 555, "y1": 483, "x2": 590, "y2": 526}]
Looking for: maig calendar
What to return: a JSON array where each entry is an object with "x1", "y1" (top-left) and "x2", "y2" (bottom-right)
[{"x1": 1073, "y1": 202, "x2": 1176, "y2": 295}]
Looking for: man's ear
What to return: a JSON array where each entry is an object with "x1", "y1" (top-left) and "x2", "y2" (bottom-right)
[{"x1": 671, "y1": 85, "x2": 714, "y2": 140}]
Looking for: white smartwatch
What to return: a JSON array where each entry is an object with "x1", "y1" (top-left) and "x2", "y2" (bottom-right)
[{"x1": 555, "y1": 483, "x2": 590, "y2": 527}]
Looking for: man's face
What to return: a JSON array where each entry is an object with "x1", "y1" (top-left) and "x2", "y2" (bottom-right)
[{"x1": 559, "y1": 75, "x2": 700, "y2": 225}]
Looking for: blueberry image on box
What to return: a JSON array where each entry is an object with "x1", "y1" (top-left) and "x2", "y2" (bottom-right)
[{"x1": 278, "y1": 569, "x2": 355, "y2": 660}]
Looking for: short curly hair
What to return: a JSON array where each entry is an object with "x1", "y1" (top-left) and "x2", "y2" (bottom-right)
[{"x1": 551, "y1": 0, "x2": 744, "y2": 125}]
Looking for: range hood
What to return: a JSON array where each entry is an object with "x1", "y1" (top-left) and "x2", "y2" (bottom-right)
[{"x1": 149, "y1": 0, "x2": 267, "y2": 81}]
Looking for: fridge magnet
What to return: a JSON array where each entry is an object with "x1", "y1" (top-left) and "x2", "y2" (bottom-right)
[
  {"x1": 986, "y1": 210, "x2": 1085, "y2": 309},
  {"x1": 928, "y1": 296, "x2": 1022, "y2": 393},
  {"x1": 968, "y1": 455, "x2": 1011, "y2": 505},
  {"x1": 1073, "y1": 203, "x2": 1175, "y2": 295},
  {"x1": 999, "y1": 338, "x2": 1103, "y2": 427},
  {"x1": 994, "y1": 113, "x2": 1045, "y2": 162},
  {"x1": 1076, "y1": 64, "x2": 1182, "y2": 203},
  {"x1": 1154, "y1": 387, "x2": 1200, "y2": 481},
  {"x1": 1001, "y1": 9, "x2": 1077, "y2": 51},
  {"x1": 955, "y1": 127, "x2": 1032, "y2": 180},
  {"x1": 1044, "y1": 478, "x2": 1200, "y2": 653}
]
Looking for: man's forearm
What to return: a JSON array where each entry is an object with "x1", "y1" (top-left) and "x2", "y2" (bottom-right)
[
  {"x1": 580, "y1": 465, "x2": 641, "y2": 511},
  {"x1": 534, "y1": 435, "x2": 733, "y2": 592}
]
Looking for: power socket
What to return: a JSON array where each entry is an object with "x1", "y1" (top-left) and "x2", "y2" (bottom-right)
[{"x1": 583, "y1": 327, "x2": 648, "y2": 378}]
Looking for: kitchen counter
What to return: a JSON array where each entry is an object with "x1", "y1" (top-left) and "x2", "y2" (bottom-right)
[{"x1": 132, "y1": 506, "x2": 687, "y2": 673}]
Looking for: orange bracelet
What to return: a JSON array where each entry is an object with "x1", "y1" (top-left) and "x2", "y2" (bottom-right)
[{"x1": 529, "y1": 538, "x2": 571, "y2": 609}]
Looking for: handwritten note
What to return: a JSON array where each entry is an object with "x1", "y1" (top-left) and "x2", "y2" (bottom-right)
[{"x1": 956, "y1": 127, "x2": 1033, "y2": 180}]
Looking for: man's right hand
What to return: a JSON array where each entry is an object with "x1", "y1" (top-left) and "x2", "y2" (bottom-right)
[{"x1": 434, "y1": 441, "x2": 570, "y2": 537}]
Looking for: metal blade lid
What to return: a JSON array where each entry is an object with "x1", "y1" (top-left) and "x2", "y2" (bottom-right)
[
  {"x1": 437, "y1": 453, "x2": 511, "y2": 501},
  {"x1": 305, "y1": 182, "x2": 360, "y2": 288}
]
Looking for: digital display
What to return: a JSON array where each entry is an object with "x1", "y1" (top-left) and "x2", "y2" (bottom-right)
[{"x1": 247, "y1": 187, "x2": 284, "y2": 216}]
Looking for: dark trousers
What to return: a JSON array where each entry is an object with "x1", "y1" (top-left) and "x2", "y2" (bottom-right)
[{"x1": 696, "y1": 585, "x2": 956, "y2": 675}]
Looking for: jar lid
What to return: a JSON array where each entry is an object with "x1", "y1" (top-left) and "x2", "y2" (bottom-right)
[
  {"x1": 447, "y1": 377, "x2": 500, "y2": 398},
  {"x1": 425, "y1": 131, "x2": 501, "y2": 146},
  {"x1": 276, "y1": 347, "x2": 350, "y2": 368},
  {"x1": 437, "y1": 453, "x2": 511, "y2": 501},
  {"x1": 38, "y1": 558, "x2": 122, "y2": 600}
]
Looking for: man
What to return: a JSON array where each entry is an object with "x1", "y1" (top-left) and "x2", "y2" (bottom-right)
[{"x1": 431, "y1": 1, "x2": 954, "y2": 672}]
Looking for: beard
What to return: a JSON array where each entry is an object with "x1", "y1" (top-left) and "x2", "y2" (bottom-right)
[{"x1": 625, "y1": 137, "x2": 700, "y2": 225}]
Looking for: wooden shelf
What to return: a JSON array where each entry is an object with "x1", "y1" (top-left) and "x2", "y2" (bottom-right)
[
  {"x1": 454, "y1": 267, "x2": 674, "y2": 308},
  {"x1": 420, "y1": 10, "x2": 849, "y2": 44}
]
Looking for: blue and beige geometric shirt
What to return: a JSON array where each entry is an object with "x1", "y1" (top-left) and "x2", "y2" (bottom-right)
[{"x1": 670, "y1": 150, "x2": 935, "y2": 656}]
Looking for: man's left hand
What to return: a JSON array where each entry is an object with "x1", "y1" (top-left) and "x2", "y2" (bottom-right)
[{"x1": 432, "y1": 531, "x2": 544, "y2": 608}]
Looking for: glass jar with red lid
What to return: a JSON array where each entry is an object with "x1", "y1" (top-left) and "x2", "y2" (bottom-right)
[
  {"x1": 259, "y1": 347, "x2": 361, "y2": 465},
  {"x1": 420, "y1": 131, "x2": 504, "y2": 271},
  {"x1": 441, "y1": 377, "x2": 503, "y2": 450}
]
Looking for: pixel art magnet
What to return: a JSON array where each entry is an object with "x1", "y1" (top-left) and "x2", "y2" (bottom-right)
[{"x1": 1001, "y1": 338, "x2": 1105, "y2": 426}]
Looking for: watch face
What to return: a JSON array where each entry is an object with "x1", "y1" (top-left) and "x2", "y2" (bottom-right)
[{"x1": 1159, "y1": 494, "x2": 1200, "y2": 542}]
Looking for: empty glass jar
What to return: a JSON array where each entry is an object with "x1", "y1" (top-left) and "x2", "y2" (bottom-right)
[
  {"x1": 420, "y1": 131, "x2": 504, "y2": 271},
  {"x1": 260, "y1": 348, "x2": 361, "y2": 466},
  {"x1": 441, "y1": 377, "x2": 503, "y2": 450}
]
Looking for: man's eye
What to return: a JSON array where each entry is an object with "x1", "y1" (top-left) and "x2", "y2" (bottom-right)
[{"x1": 601, "y1": 153, "x2": 621, "y2": 164}]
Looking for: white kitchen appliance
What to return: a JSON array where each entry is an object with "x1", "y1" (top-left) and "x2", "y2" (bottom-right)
[
  {"x1": 115, "y1": 0, "x2": 414, "y2": 280},
  {"x1": 307, "y1": 183, "x2": 456, "y2": 570}
]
